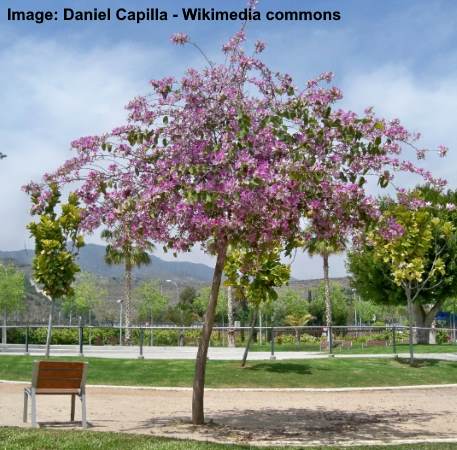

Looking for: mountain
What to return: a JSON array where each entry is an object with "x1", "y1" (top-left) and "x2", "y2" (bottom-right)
[{"x1": 0, "y1": 244, "x2": 214, "y2": 283}]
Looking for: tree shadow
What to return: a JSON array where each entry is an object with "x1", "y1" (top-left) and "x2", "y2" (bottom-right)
[
  {"x1": 244, "y1": 362, "x2": 312, "y2": 375},
  {"x1": 395, "y1": 358, "x2": 448, "y2": 368},
  {"x1": 131, "y1": 407, "x2": 450, "y2": 445}
]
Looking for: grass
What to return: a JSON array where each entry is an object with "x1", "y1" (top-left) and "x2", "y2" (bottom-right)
[
  {"x1": 1, "y1": 427, "x2": 457, "y2": 450},
  {"x1": 249, "y1": 342, "x2": 457, "y2": 354},
  {"x1": 1, "y1": 355, "x2": 457, "y2": 388}
]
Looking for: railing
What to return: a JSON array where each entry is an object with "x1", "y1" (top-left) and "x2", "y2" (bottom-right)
[{"x1": 1, "y1": 324, "x2": 456, "y2": 359}]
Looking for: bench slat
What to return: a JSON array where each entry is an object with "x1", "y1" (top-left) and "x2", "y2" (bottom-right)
[
  {"x1": 38, "y1": 368, "x2": 84, "y2": 379},
  {"x1": 37, "y1": 361, "x2": 85, "y2": 370},
  {"x1": 37, "y1": 379, "x2": 82, "y2": 389}
]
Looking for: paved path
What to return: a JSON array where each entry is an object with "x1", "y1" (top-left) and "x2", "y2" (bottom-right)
[
  {"x1": 1, "y1": 344, "x2": 457, "y2": 361},
  {"x1": 2, "y1": 381, "x2": 457, "y2": 446}
]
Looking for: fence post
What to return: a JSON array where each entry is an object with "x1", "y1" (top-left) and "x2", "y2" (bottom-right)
[
  {"x1": 328, "y1": 325, "x2": 334, "y2": 356},
  {"x1": 79, "y1": 325, "x2": 84, "y2": 357},
  {"x1": 138, "y1": 327, "x2": 144, "y2": 360},
  {"x1": 24, "y1": 325, "x2": 29, "y2": 355},
  {"x1": 392, "y1": 325, "x2": 397, "y2": 357},
  {"x1": 270, "y1": 327, "x2": 276, "y2": 360}
]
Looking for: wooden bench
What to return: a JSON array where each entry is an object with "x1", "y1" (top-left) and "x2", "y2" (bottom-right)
[{"x1": 23, "y1": 361, "x2": 88, "y2": 428}]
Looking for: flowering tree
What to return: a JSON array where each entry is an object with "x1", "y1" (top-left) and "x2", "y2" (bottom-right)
[{"x1": 25, "y1": 26, "x2": 448, "y2": 422}]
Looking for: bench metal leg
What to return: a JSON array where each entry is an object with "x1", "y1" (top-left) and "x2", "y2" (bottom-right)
[
  {"x1": 71, "y1": 394, "x2": 75, "y2": 421},
  {"x1": 31, "y1": 390, "x2": 37, "y2": 428},
  {"x1": 81, "y1": 393, "x2": 87, "y2": 428},
  {"x1": 23, "y1": 390, "x2": 28, "y2": 423}
]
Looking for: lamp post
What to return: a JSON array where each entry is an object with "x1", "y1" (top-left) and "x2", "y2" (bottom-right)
[
  {"x1": 166, "y1": 279, "x2": 183, "y2": 346},
  {"x1": 117, "y1": 299, "x2": 123, "y2": 346}
]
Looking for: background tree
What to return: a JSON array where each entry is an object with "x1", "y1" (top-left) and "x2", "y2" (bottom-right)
[
  {"x1": 279, "y1": 289, "x2": 313, "y2": 343},
  {"x1": 193, "y1": 286, "x2": 227, "y2": 325},
  {"x1": 365, "y1": 197, "x2": 457, "y2": 363},
  {"x1": 308, "y1": 282, "x2": 349, "y2": 327},
  {"x1": 25, "y1": 183, "x2": 84, "y2": 357},
  {"x1": 0, "y1": 263, "x2": 25, "y2": 344},
  {"x1": 349, "y1": 189, "x2": 457, "y2": 336},
  {"x1": 62, "y1": 272, "x2": 107, "y2": 326},
  {"x1": 134, "y1": 280, "x2": 168, "y2": 325},
  {"x1": 103, "y1": 229, "x2": 153, "y2": 345},
  {"x1": 176, "y1": 286, "x2": 198, "y2": 325},
  {"x1": 225, "y1": 245, "x2": 291, "y2": 366},
  {"x1": 306, "y1": 236, "x2": 345, "y2": 348},
  {"x1": 0, "y1": 152, "x2": 6, "y2": 159}
]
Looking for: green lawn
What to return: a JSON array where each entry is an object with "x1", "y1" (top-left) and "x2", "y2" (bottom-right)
[
  {"x1": 1, "y1": 355, "x2": 457, "y2": 388},
  {"x1": 249, "y1": 342, "x2": 457, "y2": 354},
  {"x1": 1, "y1": 427, "x2": 457, "y2": 450}
]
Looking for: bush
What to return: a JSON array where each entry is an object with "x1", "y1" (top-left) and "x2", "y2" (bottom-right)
[{"x1": 436, "y1": 329, "x2": 450, "y2": 344}]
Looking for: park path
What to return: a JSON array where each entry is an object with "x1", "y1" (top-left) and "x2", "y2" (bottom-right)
[
  {"x1": 2, "y1": 344, "x2": 457, "y2": 361},
  {"x1": 1, "y1": 381, "x2": 457, "y2": 446}
]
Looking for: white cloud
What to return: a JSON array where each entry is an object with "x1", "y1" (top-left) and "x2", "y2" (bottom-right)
[
  {"x1": 0, "y1": 35, "x2": 169, "y2": 250},
  {"x1": 341, "y1": 65, "x2": 457, "y2": 185}
]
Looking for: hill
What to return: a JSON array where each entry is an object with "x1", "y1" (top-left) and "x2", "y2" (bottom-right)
[{"x1": 0, "y1": 244, "x2": 214, "y2": 283}]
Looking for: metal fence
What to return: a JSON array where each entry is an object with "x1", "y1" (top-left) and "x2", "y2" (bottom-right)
[{"x1": 1, "y1": 324, "x2": 456, "y2": 358}]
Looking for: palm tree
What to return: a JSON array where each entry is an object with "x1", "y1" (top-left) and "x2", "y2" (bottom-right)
[
  {"x1": 306, "y1": 236, "x2": 345, "y2": 351},
  {"x1": 284, "y1": 313, "x2": 313, "y2": 344},
  {"x1": 102, "y1": 230, "x2": 154, "y2": 345}
]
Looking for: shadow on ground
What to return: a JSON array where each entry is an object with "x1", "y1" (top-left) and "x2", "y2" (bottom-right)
[
  {"x1": 245, "y1": 362, "x2": 313, "y2": 375},
  {"x1": 129, "y1": 407, "x2": 450, "y2": 444}
]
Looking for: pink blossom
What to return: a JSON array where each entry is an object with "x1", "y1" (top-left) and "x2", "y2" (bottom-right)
[{"x1": 170, "y1": 33, "x2": 189, "y2": 45}]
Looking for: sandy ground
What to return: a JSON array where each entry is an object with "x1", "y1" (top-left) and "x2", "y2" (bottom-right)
[{"x1": 2, "y1": 382, "x2": 457, "y2": 447}]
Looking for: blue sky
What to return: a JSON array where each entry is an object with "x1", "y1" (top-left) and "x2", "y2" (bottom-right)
[{"x1": 1, "y1": 0, "x2": 457, "y2": 279}]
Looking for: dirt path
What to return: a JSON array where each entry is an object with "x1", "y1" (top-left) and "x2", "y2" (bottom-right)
[{"x1": 1, "y1": 382, "x2": 457, "y2": 446}]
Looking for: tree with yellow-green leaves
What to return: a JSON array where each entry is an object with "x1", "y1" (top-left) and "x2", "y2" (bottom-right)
[
  {"x1": 368, "y1": 199, "x2": 457, "y2": 364},
  {"x1": 224, "y1": 244, "x2": 291, "y2": 366},
  {"x1": 25, "y1": 183, "x2": 84, "y2": 357}
]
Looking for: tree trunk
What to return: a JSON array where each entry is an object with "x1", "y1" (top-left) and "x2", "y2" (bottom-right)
[
  {"x1": 323, "y1": 252, "x2": 332, "y2": 350},
  {"x1": 295, "y1": 328, "x2": 300, "y2": 345},
  {"x1": 2, "y1": 309, "x2": 7, "y2": 345},
  {"x1": 227, "y1": 286, "x2": 235, "y2": 348},
  {"x1": 412, "y1": 303, "x2": 442, "y2": 344},
  {"x1": 192, "y1": 239, "x2": 228, "y2": 425},
  {"x1": 241, "y1": 308, "x2": 258, "y2": 368},
  {"x1": 405, "y1": 286, "x2": 414, "y2": 365},
  {"x1": 124, "y1": 260, "x2": 132, "y2": 345},
  {"x1": 45, "y1": 300, "x2": 54, "y2": 358}
]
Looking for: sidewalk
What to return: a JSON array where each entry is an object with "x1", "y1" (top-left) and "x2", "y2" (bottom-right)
[{"x1": 1, "y1": 343, "x2": 457, "y2": 361}]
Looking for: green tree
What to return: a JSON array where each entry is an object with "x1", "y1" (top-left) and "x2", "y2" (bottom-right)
[
  {"x1": 224, "y1": 245, "x2": 291, "y2": 366},
  {"x1": 26, "y1": 183, "x2": 84, "y2": 357},
  {"x1": 364, "y1": 198, "x2": 457, "y2": 363},
  {"x1": 273, "y1": 289, "x2": 313, "y2": 342},
  {"x1": 103, "y1": 230, "x2": 154, "y2": 345},
  {"x1": 134, "y1": 280, "x2": 168, "y2": 324},
  {"x1": 193, "y1": 286, "x2": 227, "y2": 324},
  {"x1": 62, "y1": 272, "x2": 107, "y2": 325},
  {"x1": 0, "y1": 264, "x2": 25, "y2": 344},
  {"x1": 309, "y1": 282, "x2": 349, "y2": 327}
]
